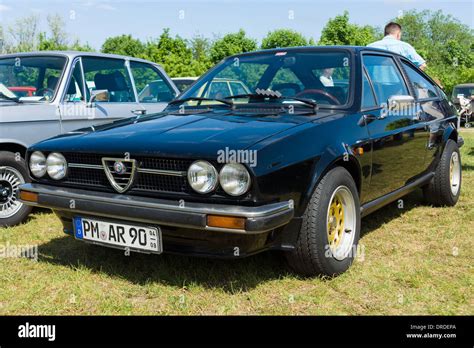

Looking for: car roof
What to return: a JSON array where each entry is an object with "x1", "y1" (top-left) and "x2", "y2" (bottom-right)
[
  {"x1": 453, "y1": 83, "x2": 474, "y2": 88},
  {"x1": 225, "y1": 45, "x2": 407, "y2": 60},
  {"x1": 0, "y1": 51, "x2": 163, "y2": 67},
  {"x1": 171, "y1": 77, "x2": 199, "y2": 81}
]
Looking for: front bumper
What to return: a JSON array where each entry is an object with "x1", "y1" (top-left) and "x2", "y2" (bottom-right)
[{"x1": 19, "y1": 184, "x2": 294, "y2": 235}]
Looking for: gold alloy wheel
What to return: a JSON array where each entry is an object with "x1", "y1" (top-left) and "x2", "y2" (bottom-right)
[
  {"x1": 327, "y1": 195, "x2": 344, "y2": 249},
  {"x1": 326, "y1": 185, "x2": 356, "y2": 261},
  {"x1": 449, "y1": 151, "x2": 461, "y2": 196}
]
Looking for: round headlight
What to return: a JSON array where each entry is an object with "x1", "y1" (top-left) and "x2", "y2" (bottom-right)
[
  {"x1": 29, "y1": 151, "x2": 47, "y2": 178},
  {"x1": 219, "y1": 163, "x2": 251, "y2": 196},
  {"x1": 46, "y1": 152, "x2": 67, "y2": 180},
  {"x1": 187, "y1": 160, "x2": 218, "y2": 194}
]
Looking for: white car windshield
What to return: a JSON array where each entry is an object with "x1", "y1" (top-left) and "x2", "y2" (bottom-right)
[{"x1": 0, "y1": 56, "x2": 67, "y2": 102}]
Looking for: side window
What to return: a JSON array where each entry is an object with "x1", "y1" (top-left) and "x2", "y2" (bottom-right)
[
  {"x1": 363, "y1": 55, "x2": 409, "y2": 104},
  {"x1": 82, "y1": 57, "x2": 135, "y2": 103},
  {"x1": 362, "y1": 70, "x2": 377, "y2": 108},
  {"x1": 401, "y1": 61, "x2": 438, "y2": 99},
  {"x1": 130, "y1": 62, "x2": 174, "y2": 103},
  {"x1": 64, "y1": 60, "x2": 85, "y2": 102}
]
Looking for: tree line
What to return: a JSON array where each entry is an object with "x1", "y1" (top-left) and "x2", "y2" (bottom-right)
[{"x1": 0, "y1": 10, "x2": 472, "y2": 94}]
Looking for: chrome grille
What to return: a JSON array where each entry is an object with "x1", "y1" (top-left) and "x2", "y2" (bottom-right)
[{"x1": 60, "y1": 153, "x2": 193, "y2": 194}]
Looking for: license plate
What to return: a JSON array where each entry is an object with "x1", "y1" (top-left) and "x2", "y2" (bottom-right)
[{"x1": 73, "y1": 217, "x2": 162, "y2": 253}]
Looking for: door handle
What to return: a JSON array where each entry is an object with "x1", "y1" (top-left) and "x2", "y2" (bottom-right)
[
  {"x1": 132, "y1": 109, "x2": 146, "y2": 116},
  {"x1": 360, "y1": 113, "x2": 380, "y2": 126}
]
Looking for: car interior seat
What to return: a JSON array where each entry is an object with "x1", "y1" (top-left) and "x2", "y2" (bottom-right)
[{"x1": 94, "y1": 71, "x2": 131, "y2": 102}]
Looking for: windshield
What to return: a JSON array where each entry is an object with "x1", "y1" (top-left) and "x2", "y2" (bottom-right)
[
  {"x1": 0, "y1": 56, "x2": 67, "y2": 102},
  {"x1": 180, "y1": 50, "x2": 352, "y2": 107}
]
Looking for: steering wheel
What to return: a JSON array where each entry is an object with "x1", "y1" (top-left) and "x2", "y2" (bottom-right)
[
  {"x1": 36, "y1": 87, "x2": 55, "y2": 100},
  {"x1": 295, "y1": 89, "x2": 341, "y2": 105}
]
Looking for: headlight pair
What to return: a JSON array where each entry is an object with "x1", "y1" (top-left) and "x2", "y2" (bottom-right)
[
  {"x1": 29, "y1": 151, "x2": 67, "y2": 180},
  {"x1": 187, "y1": 161, "x2": 251, "y2": 196}
]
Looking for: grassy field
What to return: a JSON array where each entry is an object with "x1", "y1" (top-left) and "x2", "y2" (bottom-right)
[{"x1": 0, "y1": 131, "x2": 473, "y2": 315}]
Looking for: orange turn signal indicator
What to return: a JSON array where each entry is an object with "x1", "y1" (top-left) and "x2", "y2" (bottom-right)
[
  {"x1": 353, "y1": 147, "x2": 364, "y2": 156},
  {"x1": 19, "y1": 190, "x2": 38, "y2": 203},
  {"x1": 207, "y1": 215, "x2": 246, "y2": 230}
]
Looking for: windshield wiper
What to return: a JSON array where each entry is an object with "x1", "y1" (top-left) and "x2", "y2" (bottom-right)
[
  {"x1": 0, "y1": 92, "x2": 22, "y2": 104},
  {"x1": 225, "y1": 92, "x2": 318, "y2": 112},
  {"x1": 167, "y1": 97, "x2": 234, "y2": 108}
]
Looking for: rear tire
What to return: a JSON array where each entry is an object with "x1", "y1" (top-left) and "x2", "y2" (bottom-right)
[
  {"x1": 0, "y1": 151, "x2": 32, "y2": 227},
  {"x1": 423, "y1": 140, "x2": 461, "y2": 206},
  {"x1": 285, "y1": 167, "x2": 361, "y2": 277}
]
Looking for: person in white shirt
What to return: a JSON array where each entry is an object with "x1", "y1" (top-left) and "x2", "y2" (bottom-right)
[
  {"x1": 320, "y1": 68, "x2": 334, "y2": 87},
  {"x1": 368, "y1": 22, "x2": 427, "y2": 70}
]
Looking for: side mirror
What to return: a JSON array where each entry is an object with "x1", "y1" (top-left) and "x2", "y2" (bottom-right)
[
  {"x1": 87, "y1": 89, "x2": 109, "y2": 107},
  {"x1": 388, "y1": 95, "x2": 415, "y2": 111}
]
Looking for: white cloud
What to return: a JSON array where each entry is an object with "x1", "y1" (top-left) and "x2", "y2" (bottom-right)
[
  {"x1": 97, "y1": 3, "x2": 117, "y2": 11},
  {"x1": 79, "y1": 1, "x2": 117, "y2": 11},
  {"x1": 0, "y1": 4, "x2": 11, "y2": 12}
]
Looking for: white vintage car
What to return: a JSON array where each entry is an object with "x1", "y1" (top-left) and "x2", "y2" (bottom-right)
[{"x1": 0, "y1": 51, "x2": 179, "y2": 226}]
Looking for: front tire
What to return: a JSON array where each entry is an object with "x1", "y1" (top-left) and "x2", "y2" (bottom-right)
[
  {"x1": 0, "y1": 151, "x2": 32, "y2": 227},
  {"x1": 286, "y1": 167, "x2": 361, "y2": 277},
  {"x1": 423, "y1": 139, "x2": 462, "y2": 206}
]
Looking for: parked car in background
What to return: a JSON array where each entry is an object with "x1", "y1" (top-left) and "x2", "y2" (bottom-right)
[
  {"x1": 171, "y1": 77, "x2": 251, "y2": 97},
  {"x1": 0, "y1": 51, "x2": 178, "y2": 226},
  {"x1": 7, "y1": 86, "x2": 37, "y2": 97},
  {"x1": 451, "y1": 83, "x2": 474, "y2": 108},
  {"x1": 199, "y1": 77, "x2": 251, "y2": 99},
  {"x1": 451, "y1": 83, "x2": 474, "y2": 128},
  {"x1": 19, "y1": 47, "x2": 463, "y2": 276},
  {"x1": 172, "y1": 77, "x2": 198, "y2": 92}
]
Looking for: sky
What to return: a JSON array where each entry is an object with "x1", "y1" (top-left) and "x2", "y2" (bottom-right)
[{"x1": 0, "y1": 0, "x2": 473, "y2": 49}]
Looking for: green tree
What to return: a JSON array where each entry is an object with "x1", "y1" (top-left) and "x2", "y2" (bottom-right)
[
  {"x1": 209, "y1": 29, "x2": 257, "y2": 64},
  {"x1": 101, "y1": 34, "x2": 145, "y2": 57},
  {"x1": 261, "y1": 29, "x2": 314, "y2": 49},
  {"x1": 0, "y1": 25, "x2": 6, "y2": 53},
  {"x1": 69, "y1": 39, "x2": 94, "y2": 52},
  {"x1": 318, "y1": 11, "x2": 378, "y2": 46},
  {"x1": 394, "y1": 10, "x2": 474, "y2": 93},
  {"x1": 144, "y1": 29, "x2": 195, "y2": 77},
  {"x1": 188, "y1": 35, "x2": 213, "y2": 75},
  {"x1": 7, "y1": 15, "x2": 40, "y2": 52},
  {"x1": 38, "y1": 14, "x2": 69, "y2": 51}
]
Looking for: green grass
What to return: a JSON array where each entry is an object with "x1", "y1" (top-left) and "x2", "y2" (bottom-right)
[{"x1": 0, "y1": 131, "x2": 473, "y2": 315}]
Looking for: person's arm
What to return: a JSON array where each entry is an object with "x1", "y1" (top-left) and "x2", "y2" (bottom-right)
[{"x1": 405, "y1": 43, "x2": 427, "y2": 70}]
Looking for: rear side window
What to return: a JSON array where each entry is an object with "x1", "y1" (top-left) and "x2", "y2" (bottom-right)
[
  {"x1": 130, "y1": 62, "x2": 174, "y2": 103},
  {"x1": 363, "y1": 55, "x2": 409, "y2": 104},
  {"x1": 401, "y1": 61, "x2": 438, "y2": 99}
]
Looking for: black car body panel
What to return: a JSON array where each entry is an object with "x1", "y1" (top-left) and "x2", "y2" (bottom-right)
[{"x1": 20, "y1": 46, "x2": 461, "y2": 258}]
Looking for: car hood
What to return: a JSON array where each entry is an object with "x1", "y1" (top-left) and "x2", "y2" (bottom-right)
[{"x1": 30, "y1": 111, "x2": 325, "y2": 158}]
